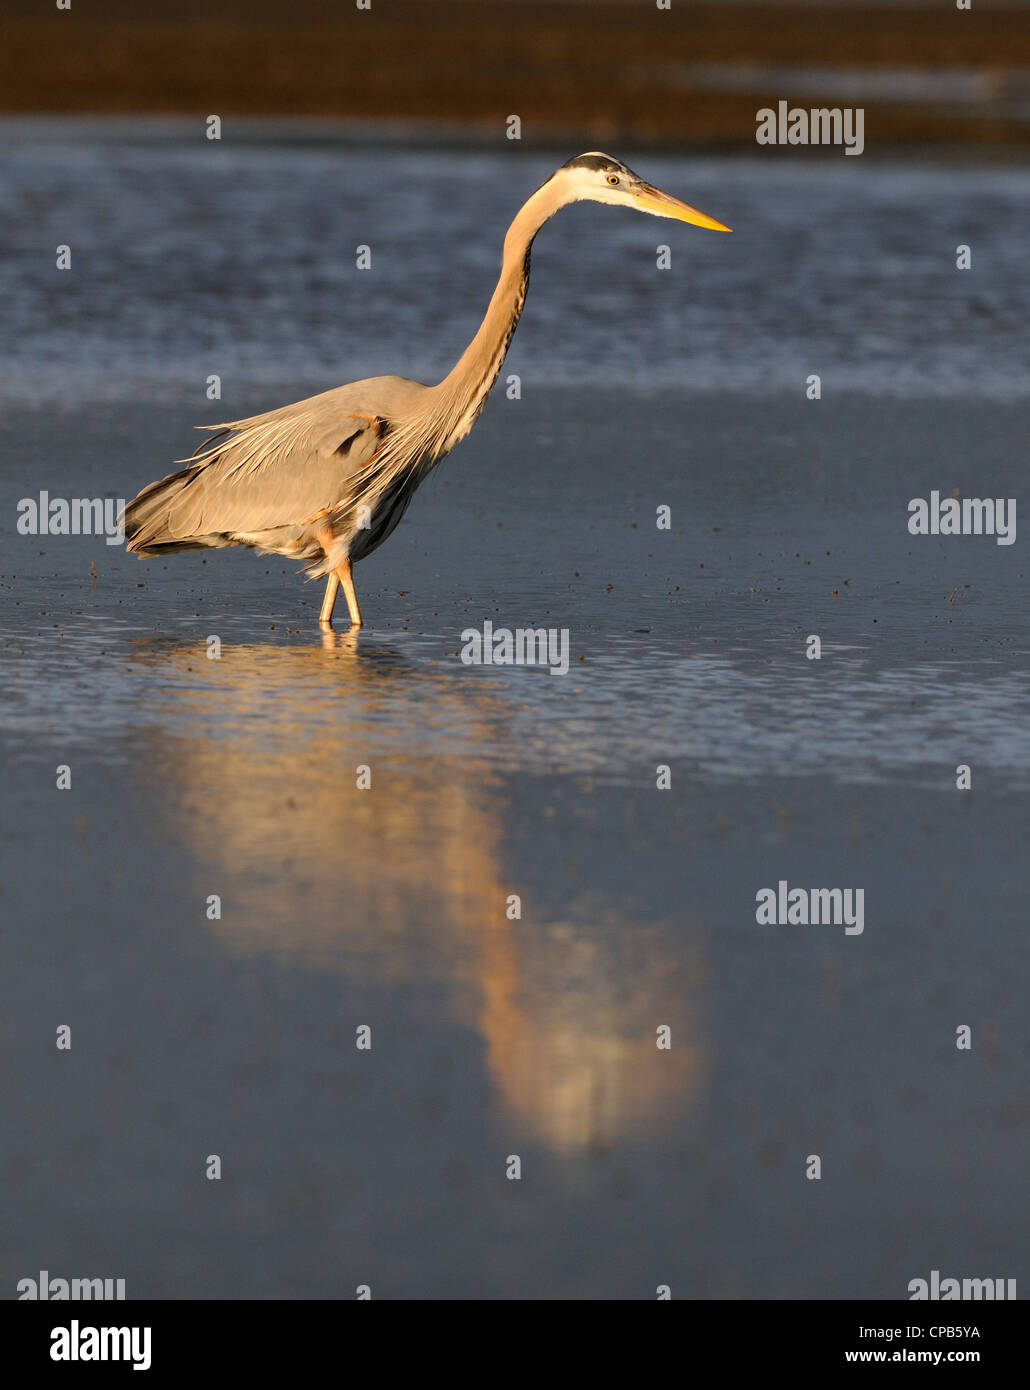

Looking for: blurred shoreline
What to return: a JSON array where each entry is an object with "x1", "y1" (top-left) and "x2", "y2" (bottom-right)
[
  {"x1": 3, "y1": 1, "x2": 1030, "y2": 149},
  {"x1": 4, "y1": 114, "x2": 1028, "y2": 167}
]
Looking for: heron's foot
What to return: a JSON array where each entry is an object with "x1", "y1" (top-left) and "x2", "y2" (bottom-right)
[{"x1": 317, "y1": 615, "x2": 362, "y2": 631}]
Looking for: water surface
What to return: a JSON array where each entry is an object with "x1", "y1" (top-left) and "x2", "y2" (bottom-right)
[{"x1": 0, "y1": 126, "x2": 1028, "y2": 1299}]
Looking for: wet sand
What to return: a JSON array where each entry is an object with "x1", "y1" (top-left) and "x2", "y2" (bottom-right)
[{"x1": 1, "y1": 387, "x2": 1028, "y2": 1297}]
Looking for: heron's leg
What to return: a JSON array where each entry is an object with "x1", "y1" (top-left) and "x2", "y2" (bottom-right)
[
  {"x1": 336, "y1": 557, "x2": 363, "y2": 628},
  {"x1": 318, "y1": 573, "x2": 340, "y2": 626},
  {"x1": 314, "y1": 524, "x2": 342, "y2": 627}
]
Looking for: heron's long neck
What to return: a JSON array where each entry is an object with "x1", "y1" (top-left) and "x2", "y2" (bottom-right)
[{"x1": 432, "y1": 187, "x2": 557, "y2": 443}]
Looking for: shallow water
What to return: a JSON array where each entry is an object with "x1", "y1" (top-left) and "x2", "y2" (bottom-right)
[
  {"x1": 2, "y1": 118, "x2": 1030, "y2": 400},
  {"x1": 1, "y1": 126, "x2": 1029, "y2": 1299}
]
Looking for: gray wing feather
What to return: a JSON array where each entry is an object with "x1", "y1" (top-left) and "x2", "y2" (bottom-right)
[{"x1": 124, "y1": 377, "x2": 428, "y2": 552}]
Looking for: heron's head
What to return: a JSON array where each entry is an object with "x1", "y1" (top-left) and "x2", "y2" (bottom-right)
[{"x1": 552, "y1": 152, "x2": 731, "y2": 232}]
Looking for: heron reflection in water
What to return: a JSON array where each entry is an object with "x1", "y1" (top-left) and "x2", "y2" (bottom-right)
[
  {"x1": 126, "y1": 635, "x2": 706, "y2": 1152},
  {"x1": 123, "y1": 155, "x2": 729, "y2": 628}
]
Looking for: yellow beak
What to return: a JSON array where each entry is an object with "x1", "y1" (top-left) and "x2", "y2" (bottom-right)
[{"x1": 633, "y1": 185, "x2": 732, "y2": 232}]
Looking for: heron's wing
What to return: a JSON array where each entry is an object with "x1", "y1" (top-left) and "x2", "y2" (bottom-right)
[
  {"x1": 166, "y1": 412, "x2": 386, "y2": 538},
  {"x1": 126, "y1": 378, "x2": 426, "y2": 548}
]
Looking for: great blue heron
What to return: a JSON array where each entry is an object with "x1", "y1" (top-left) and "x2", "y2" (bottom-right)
[{"x1": 124, "y1": 153, "x2": 730, "y2": 627}]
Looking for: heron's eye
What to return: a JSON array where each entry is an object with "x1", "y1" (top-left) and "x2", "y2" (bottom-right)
[{"x1": 606, "y1": 174, "x2": 620, "y2": 186}]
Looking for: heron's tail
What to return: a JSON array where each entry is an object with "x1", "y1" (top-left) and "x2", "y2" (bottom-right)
[{"x1": 121, "y1": 464, "x2": 215, "y2": 555}]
